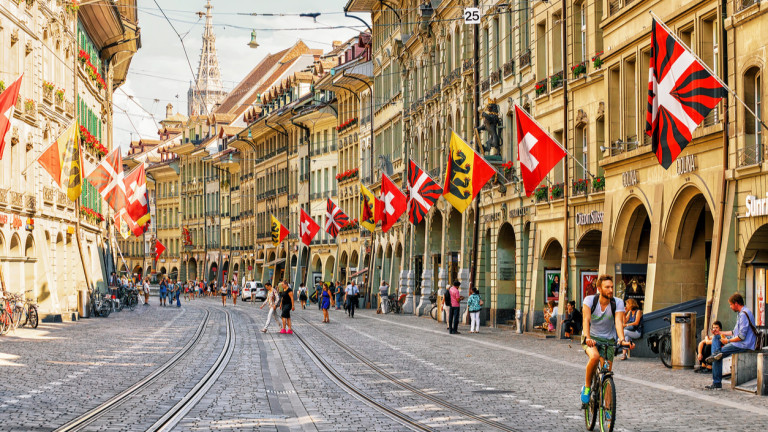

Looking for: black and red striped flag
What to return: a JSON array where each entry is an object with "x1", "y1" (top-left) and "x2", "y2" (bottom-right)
[
  {"x1": 406, "y1": 159, "x2": 441, "y2": 225},
  {"x1": 645, "y1": 18, "x2": 726, "y2": 169}
]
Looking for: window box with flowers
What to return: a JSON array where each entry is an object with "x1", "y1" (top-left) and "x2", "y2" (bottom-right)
[
  {"x1": 501, "y1": 160, "x2": 515, "y2": 182},
  {"x1": 339, "y1": 218, "x2": 360, "y2": 233},
  {"x1": 534, "y1": 186, "x2": 548, "y2": 203},
  {"x1": 55, "y1": 88, "x2": 65, "y2": 107},
  {"x1": 43, "y1": 81, "x2": 54, "y2": 101},
  {"x1": 336, "y1": 117, "x2": 358, "y2": 134},
  {"x1": 572, "y1": 178, "x2": 588, "y2": 196},
  {"x1": 535, "y1": 78, "x2": 548, "y2": 97},
  {"x1": 550, "y1": 71, "x2": 564, "y2": 90},
  {"x1": 24, "y1": 98, "x2": 35, "y2": 114},
  {"x1": 335, "y1": 168, "x2": 359, "y2": 183},
  {"x1": 78, "y1": 49, "x2": 106, "y2": 91},
  {"x1": 592, "y1": 175, "x2": 605, "y2": 192},
  {"x1": 65, "y1": 0, "x2": 79, "y2": 14},
  {"x1": 550, "y1": 182, "x2": 564, "y2": 200},
  {"x1": 0, "y1": 81, "x2": 5, "y2": 93},
  {"x1": 592, "y1": 51, "x2": 604, "y2": 69},
  {"x1": 81, "y1": 207, "x2": 104, "y2": 224},
  {"x1": 571, "y1": 61, "x2": 587, "y2": 78},
  {"x1": 79, "y1": 125, "x2": 107, "y2": 158}
]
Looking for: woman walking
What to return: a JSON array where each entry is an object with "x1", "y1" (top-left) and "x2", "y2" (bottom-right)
[
  {"x1": 143, "y1": 277, "x2": 150, "y2": 305},
  {"x1": 220, "y1": 280, "x2": 227, "y2": 307},
  {"x1": 260, "y1": 282, "x2": 281, "y2": 333},
  {"x1": 467, "y1": 288, "x2": 483, "y2": 333},
  {"x1": 159, "y1": 277, "x2": 168, "y2": 307},
  {"x1": 280, "y1": 280, "x2": 295, "y2": 334},
  {"x1": 321, "y1": 284, "x2": 331, "y2": 323},
  {"x1": 231, "y1": 280, "x2": 239, "y2": 306},
  {"x1": 298, "y1": 283, "x2": 308, "y2": 309}
]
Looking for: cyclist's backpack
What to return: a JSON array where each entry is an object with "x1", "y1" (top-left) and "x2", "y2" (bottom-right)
[{"x1": 589, "y1": 294, "x2": 616, "y2": 317}]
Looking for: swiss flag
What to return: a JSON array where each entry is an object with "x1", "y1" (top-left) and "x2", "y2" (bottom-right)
[
  {"x1": 154, "y1": 239, "x2": 165, "y2": 262},
  {"x1": 124, "y1": 164, "x2": 149, "y2": 226},
  {"x1": 0, "y1": 74, "x2": 23, "y2": 160},
  {"x1": 299, "y1": 208, "x2": 320, "y2": 246},
  {"x1": 515, "y1": 105, "x2": 566, "y2": 197},
  {"x1": 380, "y1": 174, "x2": 406, "y2": 233}
]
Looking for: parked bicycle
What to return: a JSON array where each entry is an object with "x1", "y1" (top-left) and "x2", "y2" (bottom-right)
[
  {"x1": 646, "y1": 316, "x2": 672, "y2": 368},
  {"x1": 0, "y1": 291, "x2": 38, "y2": 334},
  {"x1": 89, "y1": 289, "x2": 111, "y2": 318},
  {"x1": 429, "y1": 293, "x2": 438, "y2": 320},
  {"x1": 385, "y1": 293, "x2": 406, "y2": 314},
  {"x1": 584, "y1": 342, "x2": 628, "y2": 432}
]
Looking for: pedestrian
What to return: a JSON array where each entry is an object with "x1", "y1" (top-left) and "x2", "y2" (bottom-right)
[
  {"x1": 448, "y1": 280, "x2": 462, "y2": 334},
  {"x1": 335, "y1": 282, "x2": 344, "y2": 310},
  {"x1": 704, "y1": 293, "x2": 760, "y2": 390},
  {"x1": 345, "y1": 279, "x2": 359, "y2": 318},
  {"x1": 379, "y1": 280, "x2": 389, "y2": 314},
  {"x1": 143, "y1": 277, "x2": 150, "y2": 305},
  {"x1": 315, "y1": 281, "x2": 323, "y2": 310},
  {"x1": 298, "y1": 283, "x2": 308, "y2": 309},
  {"x1": 619, "y1": 298, "x2": 643, "y2": 360},
  {"x1": 260, "y1": 282, "x2": 281, "y2": 333},
  {"x1": 467, "y1": 287, "x2": 483, "y2": 333},
  {"x1": 441, "y1": 284, "x2": 451, "y2": 329},
  {"x1": 231, "y1": 280, "x2": 239, "y2": 306},
  {"x1": 159, "y1": 277, "x2": 167, "y2": 307},
  {"x1": 321, "y1": 283, "x2": 331, "y2": 323},
  {"x1": 280, "y1": 280, "x2": 295, "y2": 334},
  {"x1": 175, "y1": 280, "x2": 181, "y2": 307},
  {"x1": 696, "y1": 321, "x2": 722, "y2": 374},
  {"x1": 563, "y1": 301, "x2": 583, "y2": 338},
  {"x1": 183, "y1": 281, "x2": 190, "y2": 302},
  {"x1": 329, "y1": 281, "x2": 337, "y2": 308},
  {"x1": 220, "y1": 280, "x2": 227, "y2": 307}
]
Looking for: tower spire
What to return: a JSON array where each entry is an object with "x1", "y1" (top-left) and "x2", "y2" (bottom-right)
[{"x1": 188, "y1": 0, "x2": 226, "y2": 116}]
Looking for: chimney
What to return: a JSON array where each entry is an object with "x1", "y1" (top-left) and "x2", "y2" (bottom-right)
[
  {"x1": 332, "y1": 40, "x2": 342, "y2": 48},
  {"x1": 166, "y1": 103, "x2": 173, "y2": 119}
]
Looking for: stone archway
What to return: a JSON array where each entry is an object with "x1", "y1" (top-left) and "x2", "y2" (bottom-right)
[
  {"x1": 739, "y1": 224, "x2": 768, "y2": 327},
  {"x1": 540, "y1": 239, "x2": 563, "y2": 309},
  {"x1": 208, "y1": 262, "x2": 217, "y2": 282},
  {"x1": 170, "y1": 267, "x2": 178, "y2": 281},
  {"x1": 222, "y1": 260, "x2": 229, "y2": 283},
  {"x1": 24, "y1": 235, "x2": 35, "y2": 299},
  {"x1": 382, "y1": 244, "x2": 393, "y2": 287},
  {"x1": 373, "y1": 245, "x2": 384, "y2": 291},
  {"x1": 413, "y1": 217, "x2": 426, "y2": 295},
  {"x1": 339, "y1": 251, "x2": 349, "y2": 284},
  {"x1": 651, "y1": 186, "x2": 713, "y2": 311},
  {"x1": 392, "y1": 243, "x2": 403, "y2": 294},
  {"x1": 187, "y1": 258, "x2": 197, "y2": 280},
  {"x1": 324, "y1": 255, "x2": 335, "y2": 282},
  {"x1": 428, "y1": 210, "x2": 443, "y2": 291},
  {"x1": 265, "y1": 252, "x2": 276, "y2": 284},
  {"x1": 497, "y1": 223, "x2": 516, "y2": 321},
  {"x1": 446, "y1": 208, "x2": 462, "y2": 284},
  {"x1": 611, "y1": 197, "x2": 651, "y2": 309}
]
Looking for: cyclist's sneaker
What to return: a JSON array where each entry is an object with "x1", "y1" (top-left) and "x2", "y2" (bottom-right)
[
  {"x1": 604, "y1": 411, "x2": 612, "y2": 421},
  {"x1": 580, "y1": 386, "x2": 591, "y2": 404}
]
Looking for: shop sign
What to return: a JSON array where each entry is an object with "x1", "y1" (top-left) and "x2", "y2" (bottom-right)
[
  {"x1": 676, "y1": 154, "x2": 697, "y2": 175},
  {"x1": 482, "y1": 212, "x2": 501, "y2": 223},
  {"x1": 0, "y1": 213, "x2": 24, "y2": 230},
  {"x1": 575, "y1": 211, "x2": 604, "y2": 226},
  {"x1": 745, "y1": 194, "x2": 768, "y2": 218},
  {"x1": 622, "y1": 170, "x2": 638, "y2": 187},
  {"x1": 509, "y1": 207, "x2": 530, "y2": 218}
]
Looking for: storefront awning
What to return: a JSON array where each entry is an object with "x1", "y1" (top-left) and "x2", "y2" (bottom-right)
[
  {"x1": 264, "y1": 258, "x2": 286, "y2": 267},
  {"x1": 349, "y1": 267, "x2": 368, "y2": 279}
]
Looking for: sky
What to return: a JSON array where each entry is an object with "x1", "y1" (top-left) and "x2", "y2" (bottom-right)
[{"x1": 113, "y1": 0, "x2": 368, "y2": 152}]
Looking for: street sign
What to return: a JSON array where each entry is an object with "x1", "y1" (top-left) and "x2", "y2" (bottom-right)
[{"x1": 464, "y1": 7, "x2": 481, "y2": 24}]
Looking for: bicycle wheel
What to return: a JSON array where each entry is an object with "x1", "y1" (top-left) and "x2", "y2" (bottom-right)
[
  {"x1": 99, "y1": 303, "x2": 111, "y2": 318},
  {"x1": 584, "y1": 373, "x2": 599, "y2": 431},
  {"x1": 0, "y1": 310, "x2": 10, "y2": 335},
  {"x1": 27, "y1": 306, "x2": 38, "y2": 329},
  {"x1": 659, "y1": 333, "x2": 672, "y2": 369},
  {"x1": 599, "y1": 376, "x2": 616, "y2": 432},
  {"x1": 430, "y1": 305, "x2": 438, "y2": 320}
]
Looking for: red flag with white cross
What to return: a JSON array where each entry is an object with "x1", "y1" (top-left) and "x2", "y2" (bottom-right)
[
  {"x1": 299, "y1": 208, "x2": 320, "y2": 246},
  {"x1": 515, "y1": 104, "x2": 566, "y2": 197},
  {"x1": 0, "y1": 74, "x2": 23, "y2": 160},
  {"x1": 154, "y1": 239, "x2": 165, "y2": 262},
  {"x1": 380, "y1": 174, "x2": 407, "y2": 233},
  {"x1": 85, "y1": 147, "x2": 127, "y2": 212}
]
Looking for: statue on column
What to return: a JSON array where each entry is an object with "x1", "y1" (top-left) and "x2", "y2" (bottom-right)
[{"x1": 476, "y1": 98, "x2": 503, "y2": 158}]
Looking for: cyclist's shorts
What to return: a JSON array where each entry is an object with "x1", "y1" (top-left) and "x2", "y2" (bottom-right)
[{"x1": 581, "y1": 335, "x2": 617, "y2": 362}]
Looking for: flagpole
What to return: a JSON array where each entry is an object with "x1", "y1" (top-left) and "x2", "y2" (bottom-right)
[
  {"x1": 649, "y1": 11, "x2": 768, "y2": 133},
  {"x1": 556, "y1": 0, "x2": 570, "y2": 339}
]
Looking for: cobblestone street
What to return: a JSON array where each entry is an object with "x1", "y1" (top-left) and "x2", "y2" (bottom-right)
[{"x1": 1, "y1": 299, "x2": 767, "y2": 431}]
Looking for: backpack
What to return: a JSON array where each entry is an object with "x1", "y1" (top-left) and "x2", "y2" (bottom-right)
[
  {"x1": 589, "y1": 294, "x2": 616, "y2": 317},
  {"x1": 744, "y1": 311, "x2": 764, "y2": 351}
]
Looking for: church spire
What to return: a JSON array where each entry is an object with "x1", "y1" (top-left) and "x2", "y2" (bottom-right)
[{"x1": 188, "y1": 0, "x2": 226, "y2": 116}]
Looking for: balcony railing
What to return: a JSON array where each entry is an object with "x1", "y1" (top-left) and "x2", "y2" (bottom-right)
[
  {"x1": 519, "y1": 49, "x2": 531, "y2": 69},
  {"x1": 490, "y1": 69, "x2": 501, "y2": 86},
  {"x1": 503, "y1": 60, "x2": 515, "y2": 77},
  {"x1": 738, "y1": 144, "x2": 765, "y2": 167},
  {"x1": 480, "y1": 78, "x2": 490, "y2": 92},
  {"x1": 739, "y1": 0, "x2": 758, "y2": 10}
]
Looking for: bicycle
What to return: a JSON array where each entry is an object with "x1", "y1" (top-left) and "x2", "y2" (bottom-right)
[
  {"x1": 646, "y1": 316, "x2": 672, "y2": 368},
  {"x1": 584, "y1": 341, "x2": 628, "y2": 432},
  {"x1": 429, "y1": 293, "x2": 438, "y2": 320},
  {"x1": 12, "y1": 291, "x2": 38, "y2": 329},
  {"x1": 0, "y1": 292, "x2": 18, "y2": 335},
  {"x1": 386, "y1": 293, "x2": 406, "y2": 314}
]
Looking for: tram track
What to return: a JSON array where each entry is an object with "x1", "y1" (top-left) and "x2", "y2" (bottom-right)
[
  {"x1": 292, "y1": 323, "x2": 435, "y2": 432},
  {"x1": 55, "y1": 307, "x2": 234, "y2": 432},
  {"x1": 298, "y1": 316, "x2": 520, "y2": 432}
]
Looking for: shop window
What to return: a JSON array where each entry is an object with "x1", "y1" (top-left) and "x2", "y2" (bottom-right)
[
  {"x1": 493, "y1": 18, "x2": 500, "y2": 71},
  {"x1": 575, "y1": 126, "x2": 587, "y2": 180},
  {"x1": 552, "y1": 131, "x2": 563, "y2": 184},
  {"x1": 593, "y1": 0, "x2": 604, "y2": 54}
]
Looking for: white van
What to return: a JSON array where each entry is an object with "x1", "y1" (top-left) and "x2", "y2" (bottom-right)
[{"x1": 242, "y1": 281, "x2": 266, "y2": 301}]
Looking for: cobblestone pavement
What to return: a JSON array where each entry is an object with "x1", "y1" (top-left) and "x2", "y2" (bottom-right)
[{"x1": 2, "y1": 298, "x2": 767, "y2": 431}]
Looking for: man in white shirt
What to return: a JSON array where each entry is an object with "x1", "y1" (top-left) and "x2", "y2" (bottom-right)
[
  {"x1": 346, "y1": 281, "x2": 360, "y2": 318},
  {"x1": 379, "y1": 281, "x2": 389, "y2": 314}
]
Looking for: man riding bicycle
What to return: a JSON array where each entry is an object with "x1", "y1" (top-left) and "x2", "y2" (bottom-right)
[{"x1": 581, "y1": 274, "x2": 633, "y2": 405}]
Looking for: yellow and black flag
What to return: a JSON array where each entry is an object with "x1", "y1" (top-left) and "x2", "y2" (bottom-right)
[
  {"x1": 63, "y1": 122, "x2": 82, "y2": 201},
  {"x1": 442, "y1": 132, "x2": 494, "y2": 213},
  {"x1": 360, "y1": 184, "x2": 378, "y2": 233},
  {"x1": 270, "y1": 214, "x2": 289, "y2": 247}
]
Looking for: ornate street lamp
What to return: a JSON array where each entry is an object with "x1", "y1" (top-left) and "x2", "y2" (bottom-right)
[{"x1": 248, "y1": 30, "x2": 259, "y2": 49}]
